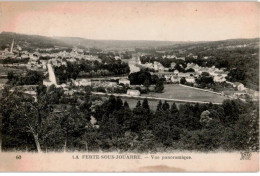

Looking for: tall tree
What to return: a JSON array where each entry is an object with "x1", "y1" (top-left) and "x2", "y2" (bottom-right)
[
  {"x1": 142, "y1": 98, "x2": 150, "y2": 112},
  {"x1": 154, "y1": 80, "x2": 164, "y2": 93},
  {"x1": 170, "y1": 103, "x2": 179, "y2": 114},
  {"x1": 123, "y1": 101, "x2": 130, "y2": 109},
  {"x1": 156, "y1": 100, "x2": 162, "y2": 111},
  {"x1": 162, "y1": 101, "x2": 170, "y2": 111},
  {"x1": 115, "y1": 97, "x2": 123, "y2": 110},
  {"x1": 136, "y1": 101, "x2": 141, "y2": 108},
  {"x1": 143, "y1": 79, "x2": 151, "y2": 90}
]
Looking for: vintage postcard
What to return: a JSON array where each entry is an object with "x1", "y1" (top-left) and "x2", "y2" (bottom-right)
[{"x1": 0, "y1": 1, "x2": 259, "y2": 172}]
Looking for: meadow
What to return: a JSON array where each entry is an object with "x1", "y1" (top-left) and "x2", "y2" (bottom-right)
[
  {"x1": 146, "y1": 84, "x2": 228, "y2": 104},
  {"x1": 95, "y1": 84, "x2": 229, "y2": 111}
]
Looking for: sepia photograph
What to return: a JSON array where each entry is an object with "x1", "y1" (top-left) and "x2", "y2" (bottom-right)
[{"x1": 0, "y1": 1, "x2": 259, "y2": 172}]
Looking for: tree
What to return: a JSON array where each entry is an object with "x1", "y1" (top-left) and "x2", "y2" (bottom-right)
[
  {"x1": 128, "y1": 70, "x2": 152, "y2": 85},
  {"x1": 196, "y1": 73, "x2": 214, "y2": 88},
  {"x1": 200, "y1": 110, "x2": 212, "y2": 126},
  {"x1": 142, "y1": 98, "x2": 150, "y2": 112},
  {"x1": 186, "y1": 68, "x2": 195, "y2": 72},
  {"x1": 115, "y1": 97, "x2": 123, "y2": 110},
  {"x1": 180, "y1": 77, "x2": 187, "y2": 84},
  {"x1": 7, "y1": 70, "x2": 43, "y2": 86},
  {"x1": 130, "y1": 106, "x2": 148, "y2": 133},
  {"x1": 178, "y1": 104, "x2": 201, "y2": 130},
  {"x1": 123, "y1": 101, "x2": 130, "y2": 109},
  {"x1": 174, "y1": 64, "x2": 185, "y2": 72},
  {"x1": 136, "y1": 101, "x2": 141, "y2": 108},
  {"x1": 153, "y1": 122, "x2": 173, "y2": 146},
  {"x1": 201, "y1": 72, "x2": 210, "y2": 77},
  {"x1": 154, "y1": 80, "x2": 164, "y2": 93},
  {"x1": 60, "y1": 105, "x2": 90, "y2": 151},
  {"x1": 143, "y1": 79, "x2": 151, "y2": 90},
  {"x1": 170, "y1": 103, "x2": 179, "y2": 114},
  {"x1": 221, "y1": 100, "x2": 240, "y2": 125},
  {"x1": 7, "y1": 71, "x2": 15, "y2": 82},
  {"x1": 0, "y1": 90, "x2": 50, "y2": 152},
  {"x1": 227, "y1": 68, "x2": 246, "y2": 82},
  {"x1": 162, "y1": 101, "x2": 170, "y2": 111},
  {"x1": 135, "y1": 130, "x2": 155, "y2": 152},
  {"x1": 156, "y1": 100, "x2": 162, "y2": 111}
]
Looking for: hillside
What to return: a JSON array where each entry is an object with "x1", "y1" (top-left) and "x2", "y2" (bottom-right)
[
  {"x1": 1, "y1": 32, "x2": 258, "y2": 52},
  {"x1": 0, "y1": 32, "x2": 72, "y2": 50},
  {"x1": 53, "y1": 36, "x2": 190, "y2": 51}
]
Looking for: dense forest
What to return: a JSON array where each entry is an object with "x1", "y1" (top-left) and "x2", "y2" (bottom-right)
[
  {"x1": 0, "y1": 58, "x2": 29, "y2": 64},
  {"x1": 7, "y1": 71, "x2": 43, "y2": 86},
  {"x1": 0, "y1": 85, "x2": 258, "y2": 152}
]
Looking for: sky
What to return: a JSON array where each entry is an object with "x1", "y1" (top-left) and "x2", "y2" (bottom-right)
[{"x1": 0, "y1": 1, "x2": 259, "y2": 41}]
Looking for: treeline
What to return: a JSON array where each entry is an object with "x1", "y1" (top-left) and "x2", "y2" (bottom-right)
[
  {"x1": 0, "y1": 86, "x2": 258, "y2": 152},
  {"x1": 7, "y1": 70, "x2": 43, "y2": 86},
  {"x1": 38, "y1": 48, "x2": 72, "y2": 54},
  {"x1": 0, "y1": 58, "x2": 29, "y2": 64},
  {"x1": 93, "y1": 96, "x2": 259, "y2": 152},
  {"x1": 98, "y1": 51, "x2": 132, "y2": 60},
  {"x1": 55, "y1": 60, "x2": 130, "y2": 84},
  {"x1": 194, "y1": 72, "x2": 214, "y2": 89},
  {"x1": 128, "y1": 70, "x2": 164, "y2": 93},
  {"x1": 140, "y1": 56, "x2": 186, "y2": 68}
]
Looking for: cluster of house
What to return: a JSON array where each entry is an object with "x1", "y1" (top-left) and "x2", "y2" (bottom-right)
[
  {"x1": 140, "y1": 62, "x2": 229, "y2": 85},
  {"x1": 69, "y1": 77, "x2": 141, "y2": 97},
  {"x1": 224, "y1": 81, "x2": 259, "y2": 101},
  {"x1": 151, "y1": 70, "x2": 196, "y2": 84},
  {"x1": 137, "y1": 59, "x2": 169, "y2": 72},
  {"x1": 34, "y1": 47, "x2": 84, "y2": 59},
  {"x1": 186, "y1": 63, "x2": 228, "y2": 83},
  {"x1": 135, "y1": 54, "x2": 230, "y2": 84},
  {"x1": 1, "y1": 42, "x2": 102, "y2": 71},
  {"x1": 27, "y1": 57, "x2": 67, "y2": 71},
  {"x1": 55, "y1": 77, "x2": 132, "y2": 96},
  {"x1": 27, "y1": 52, "x2": 99, "y2": 71}
]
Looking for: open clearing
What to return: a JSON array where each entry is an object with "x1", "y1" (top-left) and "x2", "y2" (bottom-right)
[
  {"x1": 146, "y1": 84, "x2": 228, "y2": 104},
  {"x1": 94, "y1": 84, "x2": 229, "y2": 111}
]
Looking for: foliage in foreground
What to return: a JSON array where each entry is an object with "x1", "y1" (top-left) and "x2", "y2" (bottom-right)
[{"x1": 0, "y1": 86, "x2": 258, "y2": 152}]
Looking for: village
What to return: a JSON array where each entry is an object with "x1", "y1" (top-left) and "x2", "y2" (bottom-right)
[{"x1": 0, "y1": 39, "x2": 258, "y2": 107}]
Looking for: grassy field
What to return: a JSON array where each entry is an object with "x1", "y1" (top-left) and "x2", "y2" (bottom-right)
[
  {"x1": 93, "y1": 84, "x2": 228, "y2": 111},
  {"x1": 146, "y1": 84, "x2": 228, "y2": 104}
]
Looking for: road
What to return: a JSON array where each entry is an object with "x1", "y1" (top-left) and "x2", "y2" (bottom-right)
[
  {"x1": 47, "y1": 63, "x2": 58, "y2": 86},
  {"x1": 92, "y1": 92, "x2": 222, "y2": 105}
]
